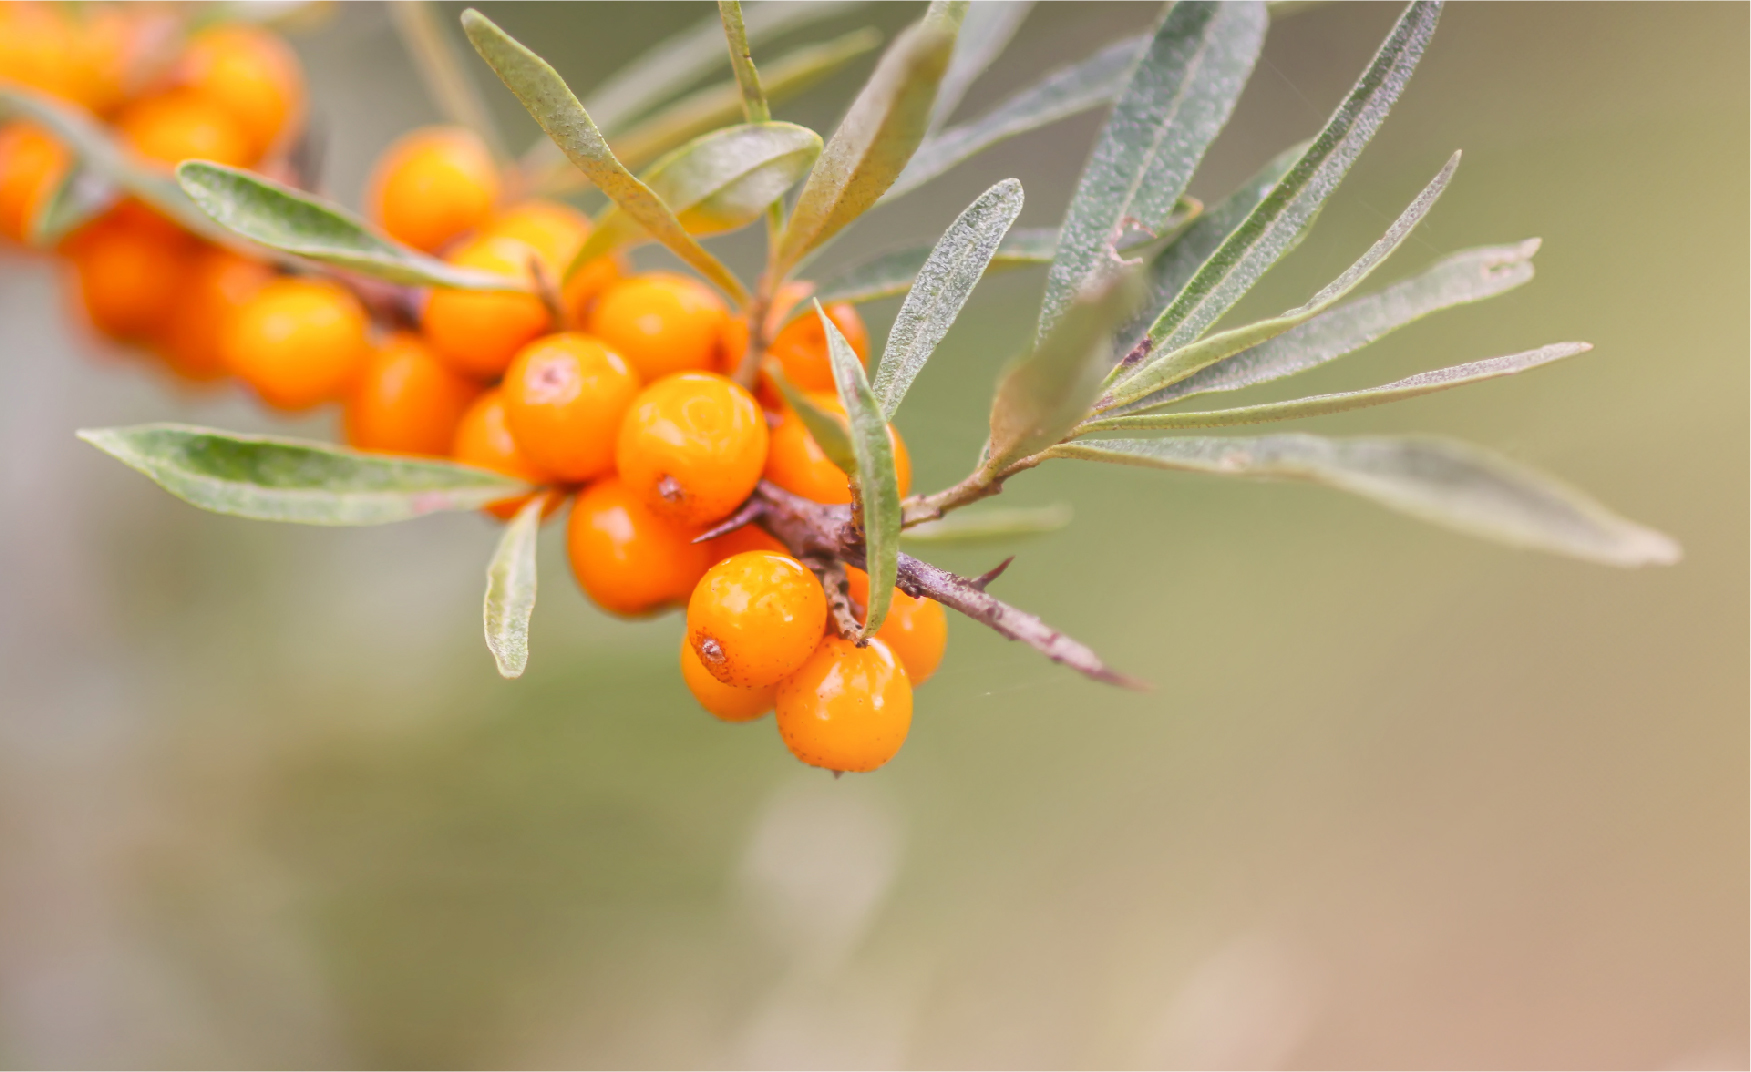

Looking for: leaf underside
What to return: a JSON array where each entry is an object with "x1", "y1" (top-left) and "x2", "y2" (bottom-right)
[{"x1": 484, "y1": 495, "x2": 543, "y2": 678}]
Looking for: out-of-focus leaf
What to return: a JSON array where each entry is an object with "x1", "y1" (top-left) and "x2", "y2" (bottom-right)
[
  {"x1": 1131, "y1": 239, "x2": 1540, "y2": 410},
  {"x1": 484, "y1": 495, "x2": 542, "y2": 679},
  {"x1": 1080, "y1": 342, "x2": 1588, "y2": 433},
  {"x1": 718, "y1": 1, "x2": 770, "y2": 122},
  {"x1": 78, "y1": 425, "x2": 532, "y2": 526},
  {"x1": 463, "y1": 9, "x2": 749, "y2": 303},
  {"x1": 811, "y1": 226, "x2": 1055, "y2": 304},
  {"x1": 1134, "y1": 0, "x2": 1443, "y2": 354},
  {"x1": 873, "y1": 178, "x2": 1024, "y2": 418},
  {"x1": 176, "y1": 162, "x2": 523, "y2": 290},
  {"x1": 774, "y1": 9, "x2": 961, "y2": 271},
  {"x1": 1103, "y1": 151, "x2": 1459, "y2": 411},
  {"x1": 985, "y1": 265, "x2": 1144, "y2": 473},
  {"x1": 571, "y1": 122, "x2": 820, "y2": 274},
  {"x1": 769, "y1": 370, "x2": 858, "y2": 475},
  {"x1": 1038, "y1": 1, "x2": 1266, "y2": 339},
  {"x1": 900, "y1": 502, "x2": 1072, "y2": 543},
  {"x1": 1048, "y1": 433, "x2": 1681, "y2": 567},
  {"x1": 928, "y1": 0, "x2": 1034, "y2": 132},
  {"x1": 29, "y1": 166, "x2": 117, "y2": 246}
]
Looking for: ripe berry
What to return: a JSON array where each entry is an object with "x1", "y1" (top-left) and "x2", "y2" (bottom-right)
[
  {"x1": 0, "y1": 3, "x2": 82, "y2": 104},
  {"x1": 775, "y1": 636, "x2": 913, "y2": 773},
  {"x1": 566, "y1": 477, "x2": 710, "y2": 616},
  {"x1": 706, "y1": 522, "x2": 786, "y2": 565},
  {"x1": 222, "y1": 277, "x2": 369, "y2": 411},
  {"x1": 421, "y1": 236, "x2": 553, "y2": 380},
  {"x1": 367, "y1": 126, "x2": 499, "y2": 254},
  {"x1": 844, "y1": 566, "x2": 947, "y2": 685},
  {"x1": 679, "y1": 637, "x2": 775, "y2": 722},
  {"x1": 687, "y1": 550, "x2": 826, "y2": 688},
  {"x1": 502, "y1": 332, "x2": 640, "y2": 483},
  {"x1": 176, "y1": 25, "x2": 303, "y2": 159},
  {"x1": 69, "y1": 216, "x2": 196, "y2": 343},
  {"x1": 763, "y1": 392, "x2": 912, "y2": 505},
  {"x1": 160, "y1": 244, "x2": 273, "y2": 383},
  {"x1": 345, "y1": 332, "x2": 482, "y2": 457},
  {"x1": 0, "y1": 122, "x2": 68, "y2": 244},
  {"x1": 616, "y1": 371, "x2": 767, "y2": 526},
  {"x1": 768, "y1": 300, "x2": 869, "y2": 392},
  {"x1": 587, "y1": 272, "x2": 728, "y2": 381},
  {"x1": 451, "y1": 387, "x2": 556, "y2": 521},
  {"x1": 115, "y1": 89, "x2": 252, "y2": 170},
  {"x1": 478, "y1": 199, "x2": 588, "y2": 268}
]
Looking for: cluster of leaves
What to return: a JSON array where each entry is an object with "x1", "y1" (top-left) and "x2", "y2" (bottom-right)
[{"x1": 33, "y1": 0, "x2": 1678, "y2": 683}]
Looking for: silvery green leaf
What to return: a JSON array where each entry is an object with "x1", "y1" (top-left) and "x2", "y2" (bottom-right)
[
  {"x1": 718, "y1": 1, "x2": 771, "y2": 122},
  {"x1": 1049, "y1": 433, "x2": 1680, "y2": 567},
  {"x1": 78, "y1": 425, "x2": 532, "y2": 526},
  {"x1": 769, "y1": 370, "x2": 858, "y2": 475},
  {"x1": 900, "y1": 503, "x2": 1072, "y2": 543},
  {"x1": 1136, "y1": 1, "x2": 1443, "y2": 353},
  {"x1": 1080, "y1": 342, "x2": 1588, "y2": 433},
  {"x1": 569, "y1": 121, "x2": 821, "y2": 275},
  {"x1": 1038, "y1": 2, "x2": 1266, "y2": 339},
  {"x1": 810, "y1": 226, "x2": 1055, "y2": 304},
  {"x1": 176, "y1": 162, "x2": 523, "y2": 290},
  {"x1": 872, "y1": 178, "x2": 1024, "y2": 418},
  {"x1": 1102, "y1": 150, "x2": 1459, "y2": 411},
  {"x1": 1131, "y1": 239, "x2": 1540, "y2": 410},
  {"x1": 886, "y1": 32, "x2": 1148, "y2": 204},
  {"x1": 484, "y1": 495, "x2": 542, "y2": 679},
  {"x1": 29, "y1": 166, "x2": 117, "y2": 246},
  {"x1": 927, "y1": 0, "x2": 1034, "y2": 132},
  {"x1": 462, "y1": 9, "x2": 749, "y2": 303}
]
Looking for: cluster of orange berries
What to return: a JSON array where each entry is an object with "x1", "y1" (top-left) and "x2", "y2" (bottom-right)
[{"x1": 0, "y1": 3, "x2": 946, "y2": 773}]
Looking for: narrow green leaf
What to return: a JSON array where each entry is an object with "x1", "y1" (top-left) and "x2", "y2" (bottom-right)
[
  {"x1": 78, "y1": 425, "x2": 532, "y2": 526},
  {"x1": 1081, "y1": 342, "x2": 1588, "y2": 433},
  {"x1": 484, "y1": 495, "x2": 542, "y2": 679},
  {"x1": 810, "y1": 226, "x2": 1055, "y2": 305},
  {"x1": 176, "y1": 162, "x2": 523, "y2": 290},
  {"x1": 873, "y1": 178, "x2": 1024, "y2": 418},
  {"x1": 29, "y1": 166, "x2": 117, "y2": 246},
  {"x1": 718, "y1": 1, "x2": 771, "y2": 122},
  {"x1": 462, "y1": 9, "x2": 749, "y2": 303},
  {"x1": 1048, "y1": 433, "x2": 1680, "y2": 567},
  {"x1": 569, "y1": 122, "x2": 821, "y2": 276},
  {"x1": 1103, "y1": 150, "x2": 1460, "y2": 411},
  {"x1": 928, "y1": 0, "x2": 1034, "y2": 132},
  {"x1": 985, "y1": 266, "x2": 1145, "y2": 473},
  {"x1": 1131, "y1": 239, "x2": 1540, "y2": 410},
  {"x1": 1038, "y1": 1, "x2": 1266, "y2": 339},
  {"x1": 1135, "y1": 0, "x2": 1444, "y2": 353},
  {"x1": 769, "y1": 370, "x2": 858, "y2": 475},
  {"x1": 817, "y1": 301, "x2": 903, "y2": 637},
  {"x1": 900, "y1": 502, "x2": 1072, "y2": 543},
  {"x1": 774, "y1": 10, "x2": 960, "y2": 271}
]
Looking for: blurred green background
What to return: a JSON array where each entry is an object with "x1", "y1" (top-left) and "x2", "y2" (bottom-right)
[{"x1": 0, "y1": 2, "x2": 1743, "y2": 1067}]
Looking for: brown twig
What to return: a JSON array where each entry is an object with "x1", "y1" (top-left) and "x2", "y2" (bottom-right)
[{"x1": 971, "y1": 556, "x2": 1014, "y2": 591}]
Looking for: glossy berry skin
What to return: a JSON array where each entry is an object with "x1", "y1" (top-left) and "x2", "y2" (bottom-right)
[
  {"x1": 764, "y1": 392, "x2": 911, "y2": 505},
  {"x1": 617, "y1": 372, "x2": 768, "y2": 527},
  {"x1": 845, "y1": 566, "x2": 947, "y2": 685},
  {"x1": 116, "y1": 89, "x2": 252, "y2": 169},
  {"x1": 421, "y1": 236, "x2": 552, "y2": 380},
  {"x1": 775, "y1": 636, "x2": 913, "y2": 773},
  {"x1": 367, "y1": 127, "x2": 499, "y2": 254},
  {"x1": 768, "y1": 301, "x2": 869, "y2": 392},
  {"x1": 451, "y1": 387, "x2": 557, "y2": 521},
  {"x1": 161, "y1": 245, "x2": 273, "y2": 383},
  {"x1": 176, "y1": 25, "x2": 303, "y2": 159},
  {"x1": 502, "y1": 332, "x2": 640, "y2": 483},
  {"x1": 687, "y1": 550, "x2": 826, "y2": 689},
  {"x1": 0, "y1": 122, "x2": 67, "y2": 244},
  {"x1": 566, "y1": 477, "x2": 710, "y2": 617},
  {"x1": 705, "y1": 522, "x2": 786, "y2": 566},
  {"x1": 222, "y1": 277, "x2": 369, "y2": 411},
  {"x1": 69, "y1": 217, "x2": 195, "y2": 343},
  {"x1": 478, "y1": 200, "x2": 588, "y2": 267},
  {"x1": 679, "y1": 637, "x2": 774, "y2": 722},
  {"x1": 346, "y1": 332, "x2": 482, "y2": 456},
  {"x1": 587, "y1": 273, "x2": 728, "y2": 382}
]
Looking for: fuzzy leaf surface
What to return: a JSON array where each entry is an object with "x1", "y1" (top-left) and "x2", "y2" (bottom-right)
[
  {"x1": 928, "y1": 0, "x2": 1034, "y2": 132},
  {"x1": 484, "y1": 495, "x2": 542, "y2": 678},
  {"x1": 900, "y1": 503, "x2": 1072, "y2": 543},
  {"x1": 818, "y1": 302, "x2": 902, "y2": 636},
  {"x1": 811, "y1": 226, "x2": 1055, "y2": 304},
  {"x1": 29, "y1": 166, "x2": 117, "y2": 246},
  {"x1": 1050, "y1": 433, "x2": 1680, "y2": 567},
  {"x1": 79, "y1": 425, "x2": 531, "y2": 526}
]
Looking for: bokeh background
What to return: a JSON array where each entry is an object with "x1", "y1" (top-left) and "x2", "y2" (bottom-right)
[{"x1": 0, "y1": 2, "x2": 1743, "y2": 1067}]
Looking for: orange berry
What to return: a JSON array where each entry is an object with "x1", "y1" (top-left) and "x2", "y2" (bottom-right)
[
  {"x1": 0, "y1": 3, "x2": 81, "y2": 103},
  {"x1": 844, "y1": 566, "x2": 947, "y2": 685},
  {"x1": 501, "y1": 332, "x2": 641, "y2": 484},
  {"x1": 345, "y1": 332, "x2": 482, "y2": 456},
  {"x1": 367, "y1": 126, "x2": 499, "y2": 254},
  {"x1": 421, "y1": 236, "x2": 553, "y2": 380},
  {"x1": 687, "y1": 550, "x2": 826, "y2": 688},
  {"x1": 160, "y1": 245, "x2": 273, "y2": 383},
  {"x1": 775, "y1": 636, "x2": 913, "y2": 773},
  {"x1": 63, "y1": 7, "x2": 146, "y2": 118},
  {"x1": 177, "y1": 25, "x2": 304, "y2": 159},
  {"x1": 705, "y1": 522, "x2": 786, "y2": 565},
  {"x1": 69, "y1": 216, "x2": 196, "y2": 343},
  {"x1": 586, "y1": 272, "x2": 728, "y2": 381},
  {"x1": 679, "y1": 637, "x2": 774, "y2": 722},
  {"x1": 222, "y1": 277, "x2": 369, "y2": 411},
  {"x1": 116, "y1": 88, "x2": 252, "y2": 170},
  {"x1": 768, "y1": 301, "x2": 869, "y2": 393},
  {"x1": 763, "y1": 392, "x2": 911, "y2": 505},
  {"x1": 478, "y1": 199, "x2": 588, "y2": 267},
  {"x1": 562, "y1": 253, "x2": 624, "y2": 327},
  {"x1": 451, "y1": 387, "x2": 556, "y2": 521},
  {"x1": 616, "y1": 371, "x2": 768, "y2": 527},
  {"x1": 0, "y1": 122, "x2": 68, "y2": 244},
  {"x1": 566, "y1": 476, "x2": 711, "y2": 616}
]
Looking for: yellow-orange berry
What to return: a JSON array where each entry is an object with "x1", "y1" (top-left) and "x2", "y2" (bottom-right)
[
  {"x1": 116, "y1": 89, "x2": 252, "y2": 170},
  {"x1": 845, "y1": 566, "x2": 947, "y2": 685},
  {"x1": 478, "y1": 199, "x2": 588, "y2": 268},
  {"x1": 0, "y1": 3, "x2": 81, "y2": 103},
  {"x1": 679, "y1": 637, "x2": 774, "y2": 722},
  {"x1": 775, "y1": 636, "x2": 913, "y2": 773},
  {"x1": 421, "y1": 236, "x2": 553, "y2": 380},
  {"x1": 160, "y1": 245, "x2": 273, "y2": 383},
  {"x1": 616, "y1": 371, "x2": 768, "y2": 526},
  {"x1": 562, "y1": 253, "x2": 624, "y2": 327},
  {"x1": 222, "y1": 277, "x2": 369, "y2": 411},
  {"x1": 763, "y1": 392, "x2": 912, "y2": 505},
  {"x1": 0, "y1": 122, "x2": 68, "y2": 244},
  {"x1": 768, "y1": 300, "x2": 869, "y2": 393},
  {"x1": 69, "y1": 216, "x2": 196, "y2": 343},
  {"x1": 502, "y1": 332, "x2": 640, "y2": 484},
  {"x1": 345, "y1": 332, "x2": 482, "y2": 456},
  {"x1": 687, "y1": 550, "x2": 826, "y2": 688},
  {"x1": 367, "y1": 126, "x2": 499, "y2": 254},
  {"x1": 451, "y1": 387, "x2": 556, "y2": 521},
  {"x1": 177, "y1": 25, "x2": 303, "y2": 159},
  {"x1": 566, "y1": 476, "x2": 710, "y2": 616},
  {"x1": 587, "y1": 272, "x2": 728, "y2": 382},
  {"x1": 705, "y1": 522, "x2": 786, "y2": 566}
]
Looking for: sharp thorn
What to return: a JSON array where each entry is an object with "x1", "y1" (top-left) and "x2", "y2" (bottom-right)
[{"x1": 971, "y1": 556, "x2": 1015, "y2": 591}]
